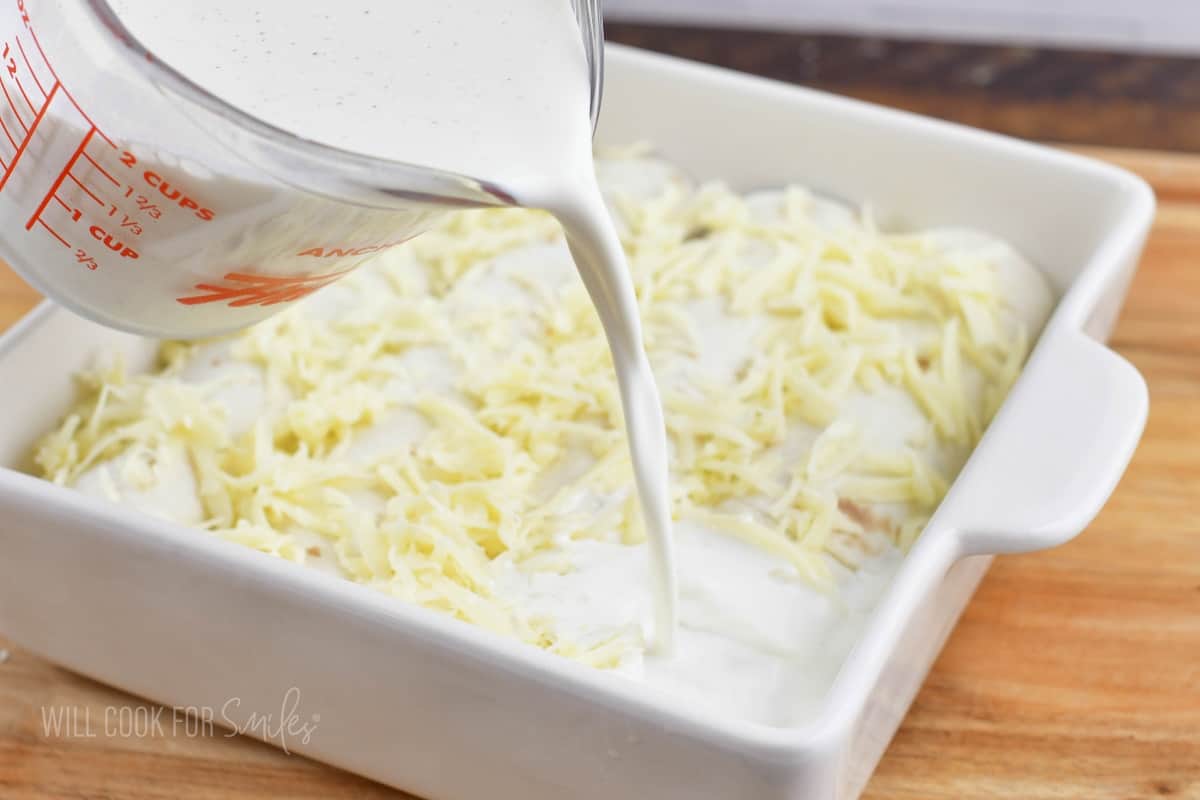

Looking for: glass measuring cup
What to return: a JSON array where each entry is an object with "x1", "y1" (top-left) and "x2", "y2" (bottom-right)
[{"x1": 0, "y1": 0, "x2": 603, "y2": 337}]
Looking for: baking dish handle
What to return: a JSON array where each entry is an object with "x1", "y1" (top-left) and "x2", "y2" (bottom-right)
[{"x1": 948, "y1": 330, "x2": 1148, "y2": 556}]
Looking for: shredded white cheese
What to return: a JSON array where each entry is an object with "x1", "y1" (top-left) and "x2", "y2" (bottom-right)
[{"x1": 34, "y1": 151, "x2": 1047, "y2": 668}]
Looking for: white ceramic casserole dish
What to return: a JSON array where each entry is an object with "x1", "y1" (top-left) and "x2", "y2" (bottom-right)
[{"x1": 0, "y1": 45, "x2": 1152, "y2": 800}]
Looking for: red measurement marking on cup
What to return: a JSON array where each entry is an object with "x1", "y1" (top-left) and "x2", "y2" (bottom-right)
[
  {"x1": 0, "y1": 79, "x2": 52, "y2": 191},
  {"x1": 177, "y1": 269, "x2": 355, "y2": 307},
  {"x1": 24, "y1": 126, "x2": 95, "y2": 229},
  {"x1": 35, "y1": 216, "x2": 67, "y2": 248},
  {"x1": 21, "y1": 13, "x2": 113, "y2": 145},
  {"x1": 1, "y1": 1, "x2": 215, "y2": 272},
  {"x1": 0, "y1": 108, "x2": 15, "y2": 149},
  {"x1": 0, "y1": 74, "x2": 27, "y2": 132},
  {"x1": 15, "y1": 35, "x2": 44, "y2": 96}
]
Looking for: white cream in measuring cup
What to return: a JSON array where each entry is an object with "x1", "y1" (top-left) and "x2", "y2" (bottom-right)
[{"x1": 0, "y1": 0, "x2": 677, "y2": 647}]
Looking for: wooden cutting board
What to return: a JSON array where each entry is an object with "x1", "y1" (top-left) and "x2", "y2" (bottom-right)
[{"x1": 0, "y1": 146, "x2": 1197, "y2": 800}]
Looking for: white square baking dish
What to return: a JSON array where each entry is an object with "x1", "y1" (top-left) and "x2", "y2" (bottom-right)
[{"x1": 0, "y1": 45, "x2": 1152, "y2": 800}]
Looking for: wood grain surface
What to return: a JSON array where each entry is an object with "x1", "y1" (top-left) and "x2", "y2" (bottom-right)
[{"x1": 1, "y1": 145, "x2": 1198, "y2": 799}]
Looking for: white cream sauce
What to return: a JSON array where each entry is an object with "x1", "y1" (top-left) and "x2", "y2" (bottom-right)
[
  {"x1": 70, "y1": 154, "x2": 1055, "y2": 723},
  {"x1": 72, "y1": 2, "x2": 1059, "y2": 726},
  {"x1": 105, "y1": 0, "x2": 678, "y2": 647}
]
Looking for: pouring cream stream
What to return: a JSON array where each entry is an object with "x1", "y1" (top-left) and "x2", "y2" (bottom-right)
[{"x1": 104, "y1": 0, "x2": 678, "y2": 649}]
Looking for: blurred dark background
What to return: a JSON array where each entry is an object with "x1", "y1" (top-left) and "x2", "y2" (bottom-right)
[{"x1": 604, "y1": 24, "x2": 1200, "y2": 151}]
